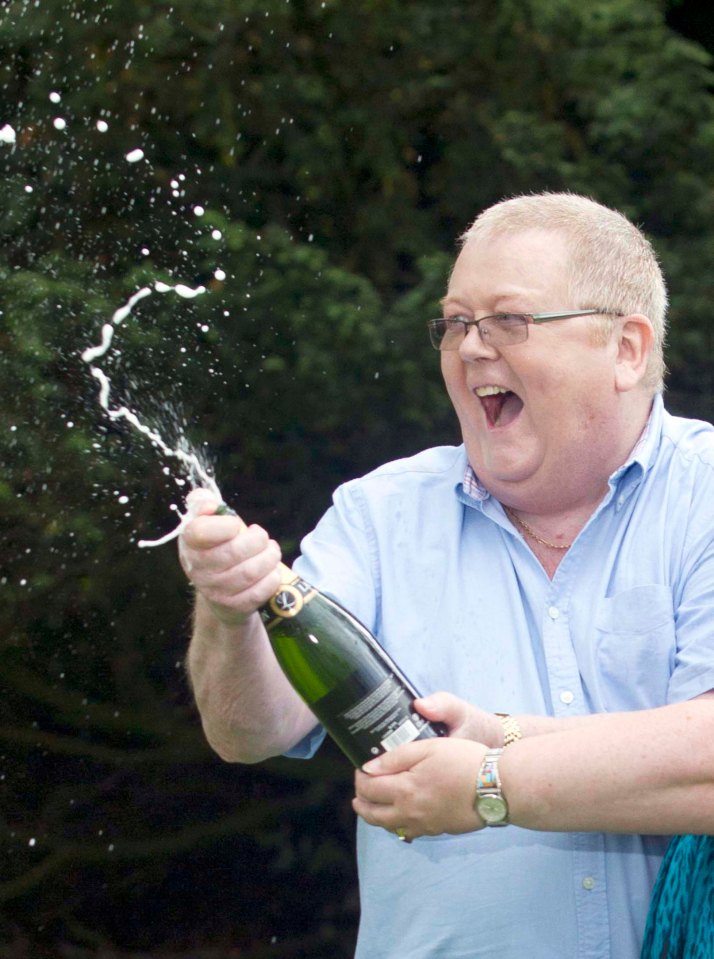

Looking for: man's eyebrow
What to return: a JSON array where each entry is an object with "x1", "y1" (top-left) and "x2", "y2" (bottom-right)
[
  {"x1": 439, "y1": 295, "x2": 462, "y2": 308},
  {"x1": 439, "y1": 294, "x2": 534, "y2": 313}
]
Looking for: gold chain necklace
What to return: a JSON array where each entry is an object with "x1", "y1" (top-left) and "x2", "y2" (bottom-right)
[{"x1": 505, "y1": 507, "x2": 573, "y2": 551}]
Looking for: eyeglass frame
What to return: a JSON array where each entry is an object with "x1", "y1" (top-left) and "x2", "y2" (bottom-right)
[{"x1": 427, "y1": 309, "x2": 624, "y2": 351}]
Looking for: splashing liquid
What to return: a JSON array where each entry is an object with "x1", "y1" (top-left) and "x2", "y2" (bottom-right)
[{"x1": 82, "y1": 281, "x2": 221, "y2": 547}]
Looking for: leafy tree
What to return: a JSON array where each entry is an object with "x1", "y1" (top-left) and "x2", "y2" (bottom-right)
[{"x1": 2, "y1": 0, "x2": 714, "y2": 955}]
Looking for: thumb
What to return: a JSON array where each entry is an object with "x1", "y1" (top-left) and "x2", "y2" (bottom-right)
[
  {"x1": 185, "y1": 488, "x2": 222, "y2": 518},
  {"x1": 361, "y1": 739, "x2": 432, "y2": 776},
  {"x1": 414, "y1": 691, "x2": 467, "y2": 729}
]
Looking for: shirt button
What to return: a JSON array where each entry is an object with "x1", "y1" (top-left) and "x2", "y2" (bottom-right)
[
  {"x1": 582, "y1": 877, "x2": 595, "y2": 890},
  {"x1": 548, "y1": 606, "x2": 560, "y2": 620},
  {"x1": 559, "y1": 690, "x2": 575, "y2": 705}
]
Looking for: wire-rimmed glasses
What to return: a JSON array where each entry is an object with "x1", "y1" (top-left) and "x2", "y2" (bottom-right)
[{"x1": 427, "y1": 309, "x2": 623, "y2": 351}]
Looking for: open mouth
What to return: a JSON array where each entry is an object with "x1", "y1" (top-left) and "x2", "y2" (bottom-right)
[{"x1": 475, "y1": 386, "x2": 523, "y2": 429}]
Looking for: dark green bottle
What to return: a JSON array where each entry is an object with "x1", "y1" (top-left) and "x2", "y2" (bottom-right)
[{"x1": 216, "y1": 505, "x2": 446, "y2": 767}]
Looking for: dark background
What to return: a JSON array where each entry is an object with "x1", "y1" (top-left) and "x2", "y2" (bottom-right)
[{"x1": 2, "y1": 0, "x2": 714, "y2": 955}]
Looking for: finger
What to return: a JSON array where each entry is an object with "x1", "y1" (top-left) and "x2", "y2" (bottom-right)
[
  {"x1": 192, "y1": 546, "x2": 283, "y2": 601},
  {"x1": 354, "y1": 768, "x2": 395, "y2": 805},
  {"x1": 415, "y1": 693, "x2": 501, "y2": 743},
  {"x1": 360, "y1": 739, "x2": 433, "y2": 776},
  {"x1": 354, "y1": 761, "x2": 418, "y2": 813},
  {"x1": 351, "y1": 794, "x2": 406, "y2": 833},
  {"x1": 185, "y1": 487, "x2": 221, "y2": 517},
  {"x1": 200, "y1": 565, "x2": 285, "y2": 622},
  {"x1": 413, "y1": 691, "x2": 467, "y2": 728},
  {"x1": 178, "y1": 516, "x2": 243, "y2": 578},
  {"x1": 181, "y1": 512, "x2": 247, "y2": 552},
  {"x1": 185, "y1": 535, "x2": 282, "y2": 594}
]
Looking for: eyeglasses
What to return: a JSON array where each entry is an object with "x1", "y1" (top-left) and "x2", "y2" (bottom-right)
[{"x1": 427, "y1": 309, "x2": 623, "y2": 351}]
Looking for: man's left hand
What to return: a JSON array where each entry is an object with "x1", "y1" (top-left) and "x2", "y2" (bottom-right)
[{"x1": 353, "y1": 738, "x2": 486, "y2": 840}]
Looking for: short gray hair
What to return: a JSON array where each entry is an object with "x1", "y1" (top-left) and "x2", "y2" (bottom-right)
[{"x1": 461, "y1": 192, "x2": 668, "y2": 393}]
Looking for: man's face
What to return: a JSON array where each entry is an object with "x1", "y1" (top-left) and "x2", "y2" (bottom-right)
[{"x1": 440, "y1": 228, "x2": 623, "y2": 512}]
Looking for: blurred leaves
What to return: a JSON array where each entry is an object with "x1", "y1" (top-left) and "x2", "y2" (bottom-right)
[{"x1": 3, "y1": 0, "x2": 714, "y2": 955}]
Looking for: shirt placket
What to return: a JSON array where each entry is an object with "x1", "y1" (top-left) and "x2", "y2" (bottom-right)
[{"x1": 542, "y1": 573, "x2": 610, "y2": 959}]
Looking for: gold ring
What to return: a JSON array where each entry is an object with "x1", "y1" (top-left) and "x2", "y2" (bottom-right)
[{"x1": 395, "y1": 827, "x2": 409, "y2": 842}]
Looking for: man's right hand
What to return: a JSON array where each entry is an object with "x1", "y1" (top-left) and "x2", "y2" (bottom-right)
[{"x1": 178, "y1": 489, "x2": 284, "y2": 627}]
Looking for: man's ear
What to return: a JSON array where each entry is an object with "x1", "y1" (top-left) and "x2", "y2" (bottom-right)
[{"x1": 614, "y1": 314, "x2": 655, "y2": 392}]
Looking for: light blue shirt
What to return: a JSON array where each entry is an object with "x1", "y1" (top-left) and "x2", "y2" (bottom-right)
[{"x1": 291, "y1": 395, "x2": 714, "y2": 959}]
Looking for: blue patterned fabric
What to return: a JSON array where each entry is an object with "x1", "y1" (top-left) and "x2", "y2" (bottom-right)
[{"x1": 641, "y1": 835, "x2": 714, "y2": 958}]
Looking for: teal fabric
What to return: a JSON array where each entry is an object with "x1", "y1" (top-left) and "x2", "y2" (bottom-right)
[{"x1": 641, "y1": 835, "x2": 714, "y2": 958}]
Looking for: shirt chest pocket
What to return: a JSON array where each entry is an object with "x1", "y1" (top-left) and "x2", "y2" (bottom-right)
[{"x1": 593, "y1": 584, "x2": 676, "y2": 710}]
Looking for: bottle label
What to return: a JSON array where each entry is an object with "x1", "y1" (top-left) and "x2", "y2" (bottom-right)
[
  {"x1": 320, "y1": 674, "x2": 430, "y2": 761},
  {"x1": 262, "y1": 576, "x2": 317, "y2": 629}
]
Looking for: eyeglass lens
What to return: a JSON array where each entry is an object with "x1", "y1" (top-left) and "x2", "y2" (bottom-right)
[{"x1": 433, "y1": 314, "x2": 529, "y2": 350}]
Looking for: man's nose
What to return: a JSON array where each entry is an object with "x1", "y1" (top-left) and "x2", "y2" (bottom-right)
[{"x1": 458, "y1": 324, "x2": 499, "y2": 361}]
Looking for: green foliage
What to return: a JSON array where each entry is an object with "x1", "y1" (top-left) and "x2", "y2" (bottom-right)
[{"x1": 2, "y1": 0, "x2": 714, "y2": 955}]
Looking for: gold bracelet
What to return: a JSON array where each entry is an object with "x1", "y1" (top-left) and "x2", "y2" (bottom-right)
[{"x1": 495, "y1": 712, "x2": 522, "y2": 747}]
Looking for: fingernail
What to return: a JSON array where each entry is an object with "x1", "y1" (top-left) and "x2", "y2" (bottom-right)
[{"x1": 361, "y1": 758, "x2": 381, "y2": 774}]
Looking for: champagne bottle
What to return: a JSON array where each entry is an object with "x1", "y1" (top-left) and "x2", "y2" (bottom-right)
[{"x1": 215, "y1": 505, "x2": 446, "y2": 767}]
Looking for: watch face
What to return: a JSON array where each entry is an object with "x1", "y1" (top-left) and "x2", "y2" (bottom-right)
[{"x1": 477, "y1": 794, "x2": 508, "y2": 825}]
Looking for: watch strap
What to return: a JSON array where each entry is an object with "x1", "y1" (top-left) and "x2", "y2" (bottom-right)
[
  {"x1": 495, "y1": 712, "x2": 522, "y2": 747},
  {"x1": 475, "y1": 747, "x2": 509, "y2": 826}
]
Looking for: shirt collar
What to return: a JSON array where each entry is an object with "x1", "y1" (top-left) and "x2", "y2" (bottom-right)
[
  {"x1": 461, "y1": 464, "x2": 489, "y2": 502},
  {"x1": 608, "y1": 392, "x2": 663, "y2": 483}
]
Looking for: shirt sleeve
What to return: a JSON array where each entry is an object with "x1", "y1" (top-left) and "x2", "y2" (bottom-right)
[
  {"x1": 670, "y1": 488, "x2": 714, "y2": 703},
  {"x1": 293, "y1": 479, "x2": 379, "y2": 632},
  {"x1": 284, "y1": 479, "x2": 379, "y2": 759}
]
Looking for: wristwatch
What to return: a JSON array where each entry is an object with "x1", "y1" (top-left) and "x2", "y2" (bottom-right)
[{"x1": 475, "y1": 748, "x2": 509, "y2": 826}]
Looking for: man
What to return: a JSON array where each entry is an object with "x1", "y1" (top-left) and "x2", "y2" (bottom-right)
[{"x1": 179, "y1": 193, "x2": 714, "y2": 959}]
